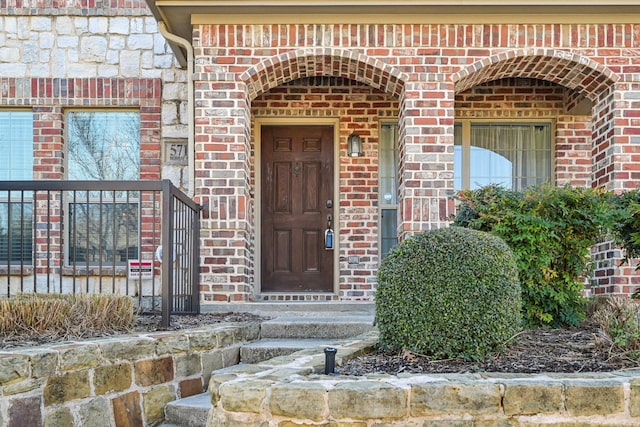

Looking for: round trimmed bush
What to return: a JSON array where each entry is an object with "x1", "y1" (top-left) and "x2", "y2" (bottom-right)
[{"x1": 376, "y1": 226, "x2": 522, "y2": 361}]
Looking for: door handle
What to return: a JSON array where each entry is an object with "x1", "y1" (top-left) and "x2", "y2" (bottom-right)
[{"x1": 325, "y1": 214, "x2": 334, "y2": 250}]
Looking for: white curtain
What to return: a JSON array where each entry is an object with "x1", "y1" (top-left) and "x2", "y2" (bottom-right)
[{"x1": 470, "y1": 124, "x2": 551, "y2": 191}]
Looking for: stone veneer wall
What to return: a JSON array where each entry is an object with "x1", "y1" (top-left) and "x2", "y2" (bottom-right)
[
  {"x1": 0, "y1": 0, "x2": 189, "y2": 189},
  {"x1": 0, "y1": 322, "x2": 259, "y2": 427},
  {"x1": 207, "y1": 331, "x2": 640, "y2": 426}
]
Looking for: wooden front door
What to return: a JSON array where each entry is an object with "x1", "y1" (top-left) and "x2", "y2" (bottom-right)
[{"x1": 261, "y1": 125, "x2": 334, "y2": 292}]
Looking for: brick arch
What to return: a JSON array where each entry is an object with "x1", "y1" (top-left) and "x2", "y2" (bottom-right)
[
  {"x1": 452, "y1": 48, "x2": 618, "y2": 101},
  {"x1": 240, "y1": 48, "x2": 407, "y2": 101}
]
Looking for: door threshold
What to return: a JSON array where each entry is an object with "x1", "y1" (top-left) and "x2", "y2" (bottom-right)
[{"x1": 259, "y1": 293, "x2": 339, "y2": 302}]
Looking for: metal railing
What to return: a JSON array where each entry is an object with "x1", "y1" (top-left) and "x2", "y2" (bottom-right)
[{"x1": 0, "y1": 180, "x2": 200, "y2": 327}]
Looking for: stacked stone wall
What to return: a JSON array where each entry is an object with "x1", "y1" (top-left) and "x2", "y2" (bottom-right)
[
  {"x1": 207, "y1": 333, "x2": 640, "y2": 426},
  {"x1": 0, "y1": 323, "x2": 259, "y2": 426}
]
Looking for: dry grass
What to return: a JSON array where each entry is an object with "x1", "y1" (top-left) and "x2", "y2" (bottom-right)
[
  {"x1": 592, "y1": 297, "x2": 640, "y2": 361},
  {"x1": 0, "y1": 293, "x2": 135, "y2": 341}
]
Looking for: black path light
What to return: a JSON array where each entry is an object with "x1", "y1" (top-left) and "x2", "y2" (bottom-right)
[{"x1": 324, "y1": 347, "x2": 337, "y2": 374}]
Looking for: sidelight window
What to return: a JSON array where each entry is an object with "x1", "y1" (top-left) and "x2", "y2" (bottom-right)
[{"x1": 379, "y1": 123, "x2": 399, "y2": 260}]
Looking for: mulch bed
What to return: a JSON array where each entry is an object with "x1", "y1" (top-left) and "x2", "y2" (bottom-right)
[{"x1": 338, "y1": 323, "x2": 640, "y2": 375}]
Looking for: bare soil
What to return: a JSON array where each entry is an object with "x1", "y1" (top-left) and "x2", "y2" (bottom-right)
[{"x1": 338, "y1": 323, "x2": 640, "y2": 375}]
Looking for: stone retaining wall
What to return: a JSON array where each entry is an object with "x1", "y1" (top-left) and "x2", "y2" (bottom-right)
[
  {"x1": 0, "y1": 322, "x2": 259, "y2": 426},
  {"x1": 208, "y1": 331, "x2": 640, "y2": 426}
]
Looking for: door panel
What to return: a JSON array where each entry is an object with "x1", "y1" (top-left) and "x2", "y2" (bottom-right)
[{"x1": 261, "y1": 125, "x2": 334, "y2": 292}]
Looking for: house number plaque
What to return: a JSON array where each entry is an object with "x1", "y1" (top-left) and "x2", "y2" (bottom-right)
[{"x1": 166, "y1": 141, "x2": 188, "y2": 165}]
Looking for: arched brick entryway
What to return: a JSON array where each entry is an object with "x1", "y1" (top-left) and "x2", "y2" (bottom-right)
[
  {"x1": 453, "y1": 49, "x2": 617, "y2": 98},
  {"x1": 240, "y1": 48, "x2": 407, "y2": 101},
  {"x1": 240, "y1": 48, "x2": 408, "y2": 299},
  {"x1": 452, "y1": 49, "x2": 636, "y2": 295},
  {"x1": 452, "y1": 48, "x2": 619, "y2": 189}
]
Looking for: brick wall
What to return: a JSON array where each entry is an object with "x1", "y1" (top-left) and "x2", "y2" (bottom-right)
[
  {"x1": 243, "y1": 77, "x2": 594, "y2": 301},
  {"x1": 556, "y1": 115, "x2": 593, "y2": 188},
  {"x1": 0, "y1": 2, "x2": 194, "y2": 295},
  {"x1": 0, "y1": 77, "x2": 163, "y2": 278},
  {"x1": 0, "y1": 77, "x2": 163, "y2": 179},
  {"x1": 193, "y1": 22, "x2": 639, "y2": 301},
  {"x1": 3, "y1": 9, "x2": 640, "y2": 301}
]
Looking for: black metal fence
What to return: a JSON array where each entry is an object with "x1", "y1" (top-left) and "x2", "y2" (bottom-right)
[{"x1": 0, "y1": 180, "x2": 200, "y2": 327}]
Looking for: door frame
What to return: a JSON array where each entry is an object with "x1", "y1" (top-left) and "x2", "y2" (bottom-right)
[{"x1": 254, "y1": 117, "x2": 341, "y2": 295}]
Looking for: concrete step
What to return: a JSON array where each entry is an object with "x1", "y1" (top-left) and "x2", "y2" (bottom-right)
[
  {"x1": 240, "y1": 338, "x2": 341, "y2": 364},
  {"x1": 201, "y1": 301, "x2": 375, "y2": 318},
  {"x1": 163, "y1": 392, "x2": 210, "y2": 427},
  {"x1": 259, "y1": 316, "x2": 374, "y2": 339}
]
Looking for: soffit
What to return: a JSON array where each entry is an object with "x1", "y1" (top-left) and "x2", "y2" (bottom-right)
[
  {"x1": 147, "y1": 1, "x2": 640, "y2": 40},
  {"x1": 145, "y1": 1, "x2": 640, "y2": 65}
]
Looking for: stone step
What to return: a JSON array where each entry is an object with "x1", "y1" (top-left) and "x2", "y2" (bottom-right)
[
  {"x1": 162, "y1": 315, "x2": 375, "y2": 426},
  {"x1": 163, "y1": 392, "x2": 210, "y2": 427},
  {"x1": 240, "y1": 338, "x2": 342, "y2": 364},
  {"x1": 259, "y1": 316, "x2": 374, "y2": 339},
  {"x1": 202, "y1": 301, "x2": 375, "y2": 318}
]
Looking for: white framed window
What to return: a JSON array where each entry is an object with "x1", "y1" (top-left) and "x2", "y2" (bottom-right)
[
  {"x1": 65, "y1": 111, "x2": 141, "y2": 267},
  {"x1": 379, "y1": 122, "x2": 398, "y2": 261},
  {"x1": 454, "y1": 121, "x2": 552, "y2": 191},
  {"x1": 0, "y1": 110, "x2": 34, "y2": 265}
]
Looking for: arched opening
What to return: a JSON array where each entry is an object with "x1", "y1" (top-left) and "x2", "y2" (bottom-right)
[{"x1": 241, "y1": 49, "x2": 406, "y2": 300}]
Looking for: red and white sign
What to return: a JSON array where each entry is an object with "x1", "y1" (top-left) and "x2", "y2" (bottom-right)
[{"x1": 128, "y1": 260, "x2": 153, "y2": 279}]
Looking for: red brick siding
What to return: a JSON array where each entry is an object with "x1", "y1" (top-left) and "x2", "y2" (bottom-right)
[
  {"x1": 193, "y1": 22, "x2": 640, "y2": 300},
  {"x1": 0, "y1": 0, "x2": 149, "y2": 15},
  {"x1": 1, "y1": 77, "x2": 162, "y2": 274},
  {"x1": 556, "y1": 116, "x2": 592, "y2": 188}
]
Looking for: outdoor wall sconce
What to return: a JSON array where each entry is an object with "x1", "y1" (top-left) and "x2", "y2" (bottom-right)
[{"x1": 347, "y1": 131, "x2": 363, "y2": 157}]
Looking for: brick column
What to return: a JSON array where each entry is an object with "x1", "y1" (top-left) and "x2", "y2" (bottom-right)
[
  {"x1": 555, "y1": 115, "x2": 592, "y2": 188},
  {"x1": 590, "y1": 81, "x2": 640, "y2": 296},
  {"x1": 398, "y1": 80, "x2": 455, "y2": 240},
  {"x1": 194, "y1": 76, "x2": 254, "y2": 302}
]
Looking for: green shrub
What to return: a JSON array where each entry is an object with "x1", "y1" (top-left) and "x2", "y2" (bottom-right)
[
  {"x1": 376, "y1": 226, "x2": 521, "y2": 361},
  {"x1": 611, "y1": 189, "x2": 640, "y2": 271},
  {"x1": 453, "y1": 184, "x2": 614, "y2": 327}
]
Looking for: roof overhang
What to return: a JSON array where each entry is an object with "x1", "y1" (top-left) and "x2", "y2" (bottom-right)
[{"x1": 145, "y1": 1, "x2": 640, "y2": 66}]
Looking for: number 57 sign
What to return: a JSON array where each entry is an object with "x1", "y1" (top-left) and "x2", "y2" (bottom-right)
[{"x1": 167, "y1": 142, "x2": 188, "y2": 165}]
